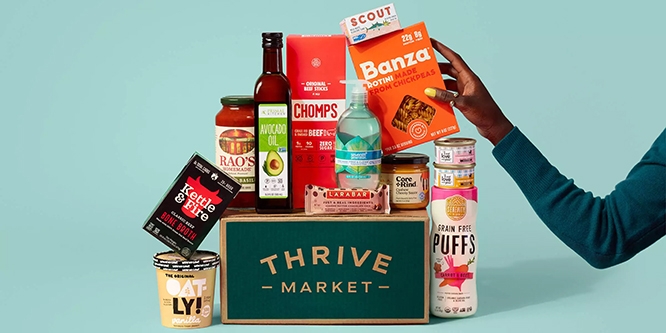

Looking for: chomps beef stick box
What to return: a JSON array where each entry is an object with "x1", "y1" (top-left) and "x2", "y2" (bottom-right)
[
  {"x1": 347, "y1": 22, "x2": 460, "y2": 154},
  {"x1": 142, "y1": 152, "x2": 241, "y2": 259},
  {"x1": 286, "y1": 35, "x2": 346, "y2": 209}
]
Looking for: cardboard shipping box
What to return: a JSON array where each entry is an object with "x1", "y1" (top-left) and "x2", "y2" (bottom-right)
[{"x1": 219, "y1": 210, "x2": 430, "y2": 324}]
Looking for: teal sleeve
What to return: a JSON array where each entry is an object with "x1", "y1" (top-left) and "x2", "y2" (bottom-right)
[{"x1": 492, "y1": 127, "x2": 666, "y2": 268}]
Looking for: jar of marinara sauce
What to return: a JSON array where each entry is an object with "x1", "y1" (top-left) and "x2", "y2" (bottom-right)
[{"x1": 215, "y1": 96, "x2": 255, "y2": 209}]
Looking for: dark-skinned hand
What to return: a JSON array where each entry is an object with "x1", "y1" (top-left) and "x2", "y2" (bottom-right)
[{"x1": 424, "y1": 38, "x2": 514, "y2": 146}]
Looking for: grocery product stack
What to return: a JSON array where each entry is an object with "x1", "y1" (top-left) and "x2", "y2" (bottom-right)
[
  {"x1": 139, "y1": 3, "x2": 482, "y2": 328},
  {"x1": 430, "y1": 137, "x2": 478, "y2": 318}
]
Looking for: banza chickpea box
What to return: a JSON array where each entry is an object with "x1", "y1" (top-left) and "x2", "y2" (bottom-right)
[
  {"x1": 286, "y1": 35, "x2": 346, "y2": 209},
  {"x1": 347, "y1": 22, "x2": 460, "y2": 154},
  {"x1": 219, "y1": 210, "x2": 430, "y2": 324}
]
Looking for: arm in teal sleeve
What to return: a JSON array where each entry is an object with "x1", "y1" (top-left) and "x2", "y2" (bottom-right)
[{"x1": 492, "y1": 127, "x2": 666, "y2": 269}]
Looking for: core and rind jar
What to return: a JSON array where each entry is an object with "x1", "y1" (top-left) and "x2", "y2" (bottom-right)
[
  {"x1": 434, "y1": 137, "x2": 476, "y2": 165},
  {"x1": 433, "y1": 163, "x2": 475, "y2": 189},
  {"x1": 379, "y1": 153, "x2": 430, "y2": 209},
  {"x1": 215, "y1": 95, "x2": 256, "y2": 209}
]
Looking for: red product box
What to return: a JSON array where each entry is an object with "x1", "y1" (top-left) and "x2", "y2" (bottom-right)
[{"x1": 286, "y1": 35, "x2": 347, "y2": 209}]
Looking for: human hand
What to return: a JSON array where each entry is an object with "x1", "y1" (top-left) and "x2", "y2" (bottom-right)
[{"x1": 424, "y1": 38, "x2": 514, "y2": 146}]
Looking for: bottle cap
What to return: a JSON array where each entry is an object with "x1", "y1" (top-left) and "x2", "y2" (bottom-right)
[
  {"x1": 340, "y1": 79, "x2": 370, "y2": 104},
  {"x1": 262, "y1": 32, "x2": 283, "y2": 48}
]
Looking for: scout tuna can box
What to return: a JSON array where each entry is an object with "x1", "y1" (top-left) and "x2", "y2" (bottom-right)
[{"x1": 142, "y1": 152, "x2": 242, "y2": 259}]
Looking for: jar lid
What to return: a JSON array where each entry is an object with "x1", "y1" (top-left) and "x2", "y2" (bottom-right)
[
  {"x1": 434, "y1": 137, "x2": 476, "y2": 146},
  {"x1": 153, "y1": 250, "x2": 220, "y2": 272},
  {"x1": 381, "y1": 153, "x2": 430, "y2": 165},
  {"x1": 433, "y1": 162, "x2": 476, "y2": 169},
  {"x1": 221, "y1": 95, "x2": 254, "y2": 106}
]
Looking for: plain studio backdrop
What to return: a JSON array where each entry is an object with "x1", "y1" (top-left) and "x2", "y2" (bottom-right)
[{"x1": 1, "y1": 0, "x2": 664, "y2": 332}]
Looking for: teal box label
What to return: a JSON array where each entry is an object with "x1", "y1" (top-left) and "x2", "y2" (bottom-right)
[{"x1": 220, "y1": 212, "x2": 429, "y2": 324}]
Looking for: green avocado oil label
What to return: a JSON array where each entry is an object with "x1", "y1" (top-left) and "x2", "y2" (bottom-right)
[{"x1": 258, "y1": 104, "x2": 288, "y2": 199}]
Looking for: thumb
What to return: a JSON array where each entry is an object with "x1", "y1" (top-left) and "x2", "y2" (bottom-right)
[{"x1": 424, "y1": 87, "x2": 462, "y2": 108}]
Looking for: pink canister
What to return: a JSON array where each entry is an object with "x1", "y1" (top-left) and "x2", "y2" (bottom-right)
[{"x1": 430, "y1": 186, "x2": 478, "y2": 318}]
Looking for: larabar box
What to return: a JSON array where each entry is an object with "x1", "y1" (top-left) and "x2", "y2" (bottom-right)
[
  {"x1": 347, "y1": 22, "x2": 461, "y2": 154},
  {"x1": 286, "y1": 35, "x2": 346, "y2": 209},
  {"x1": 340, "y1": 3, "x2": 401, "y2": 45}
]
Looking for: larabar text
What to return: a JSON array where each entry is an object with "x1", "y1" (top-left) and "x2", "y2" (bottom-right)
[{"x1": 304, "y1": 184, "x2": 390, "y2": 215}]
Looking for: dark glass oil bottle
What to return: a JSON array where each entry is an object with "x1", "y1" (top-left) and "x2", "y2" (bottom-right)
[{"x1": 253, "y1": 32, "x2": 293, "y2": 214}]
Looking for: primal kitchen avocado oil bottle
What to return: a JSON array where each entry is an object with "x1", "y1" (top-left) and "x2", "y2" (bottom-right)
[{"x1": 253, "y1": 32, "x2": 293, "y2": 214}]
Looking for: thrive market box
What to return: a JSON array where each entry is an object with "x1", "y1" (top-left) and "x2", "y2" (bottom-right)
[
  {"x1": 219, "y1": 210, "x2": 429, "y2": 324},
  {"x1": 286, "y1": 35, "x2": 346, "y2": 209},
  {"x1": 347, "y1": 22, "x2": 461, "y2": 155}
]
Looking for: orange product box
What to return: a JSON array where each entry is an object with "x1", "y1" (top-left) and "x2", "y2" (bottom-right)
[
  {"x1": 286, "y1": 34, "x2": 346, "y2": 209},
  {"x1": 347, "y1": 22, "x2": 460, "y2": 154}
]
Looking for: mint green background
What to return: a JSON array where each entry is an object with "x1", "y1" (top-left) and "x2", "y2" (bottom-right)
[
  {"x1": 225, "y1": 221, "x2": 424, "y2": 320},
  {"x1": 1, "y1": 0, "x2": 664, "y2": 332}
]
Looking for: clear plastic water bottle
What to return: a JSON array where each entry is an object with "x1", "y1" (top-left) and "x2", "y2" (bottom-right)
[{"x1": 335, "y1": 80, "x2": 382, "y2": 189}]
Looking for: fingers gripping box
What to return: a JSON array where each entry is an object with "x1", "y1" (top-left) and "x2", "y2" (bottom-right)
[
  {"x1": 286, "y1": 35, "x2": 347, "y2": 209},
  {"x1": 347, "y1": 22, "x2": 460, "y2": 154}
]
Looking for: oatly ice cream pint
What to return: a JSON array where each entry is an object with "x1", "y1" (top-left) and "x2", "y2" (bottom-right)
[{"x1": 153, "y1": 250, "x2": 220, "y2": 328}]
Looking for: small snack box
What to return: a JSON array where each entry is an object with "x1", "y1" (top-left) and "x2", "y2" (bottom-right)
[{"x1": 340, "y1": 3, "x2": 401, "y2": 44}]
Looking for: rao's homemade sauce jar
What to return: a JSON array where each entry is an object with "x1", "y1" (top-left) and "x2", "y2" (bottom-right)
[
  {"x1": 215, "y1": 96, "x2": 255, "y2": 209},
  {"x1": 380, "y1": 153, "x2": 430, "y2": 209}
]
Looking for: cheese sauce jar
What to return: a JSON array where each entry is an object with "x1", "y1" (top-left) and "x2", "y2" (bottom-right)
[
  {"x1": 380, "y1": 153, "x2": 430, "y2": 209},
  {"x1": 434, "y1": 138, "x2": 476, "y2": 165},
  {"x1": 434, "y1": 163, "x2": 475, "y2": 189}
]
